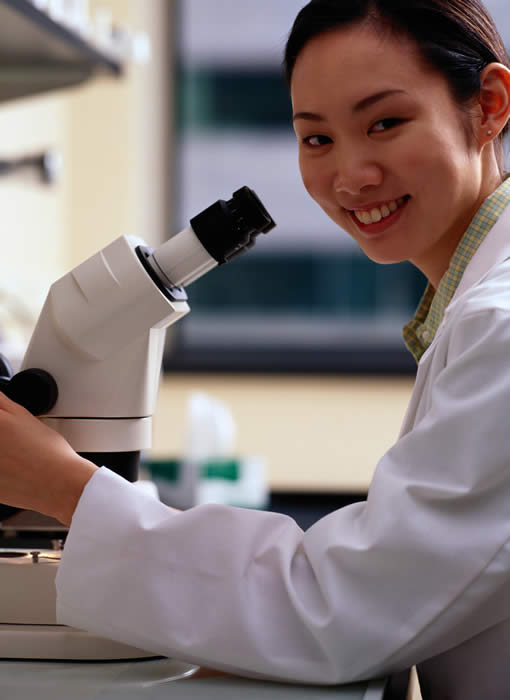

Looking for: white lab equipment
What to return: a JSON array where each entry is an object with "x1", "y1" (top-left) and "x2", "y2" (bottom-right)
[
  {"x1": 0, "y1": 186, "x2": 275, "y2": 660},
  {"x1": 147, "y1": 391, "x2": 269, "y2": 510}
]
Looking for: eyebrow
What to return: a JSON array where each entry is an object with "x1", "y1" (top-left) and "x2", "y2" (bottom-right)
[
  {"x1": 353, "y1": 89, "x2": 407, "y2": 113},
  {"x1": 292, "y1": 89, "x2": 407, "y2": 122}
]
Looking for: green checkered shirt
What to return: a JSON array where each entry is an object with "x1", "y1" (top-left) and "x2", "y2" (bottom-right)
[{"x1": 403, "y1": 177, "x2": 510, "y2": 362}]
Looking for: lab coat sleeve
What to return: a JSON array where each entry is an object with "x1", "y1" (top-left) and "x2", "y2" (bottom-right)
[{"x1": 56, "y1": 307, "x2": 510, "y2": 684}]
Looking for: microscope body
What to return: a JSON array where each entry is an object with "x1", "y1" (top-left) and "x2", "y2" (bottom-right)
[
  {"x1": 12, "y1": 186, "x2": 275, "y2": 480},
  {"x1": 21, "y1": 235, "x2": 189, "y2": 473}
]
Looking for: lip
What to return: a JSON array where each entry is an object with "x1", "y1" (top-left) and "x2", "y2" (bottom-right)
[
  {"x1": 347, "y1": 196, "x2": 410, "y2": 236},
  {"x1": 347, "y1": 197, "x2": 405, "y2": 212}
]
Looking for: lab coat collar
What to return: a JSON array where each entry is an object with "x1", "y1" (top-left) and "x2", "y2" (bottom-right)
[
  {"x1": 412, "y1": 201, "x2": 510, "y2": 370},
  {"x1": 450, "y1": 202, "x2": 510, "y2": 305}
]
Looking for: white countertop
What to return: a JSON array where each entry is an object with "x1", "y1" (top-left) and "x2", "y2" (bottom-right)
[{"x1": 0, "y1": 658, "x2": 394, "y2": 700}]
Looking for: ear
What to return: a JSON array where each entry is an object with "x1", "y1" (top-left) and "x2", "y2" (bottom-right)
[{"x1": 478, "y1": 62, "x2": 510, "y2": 146}]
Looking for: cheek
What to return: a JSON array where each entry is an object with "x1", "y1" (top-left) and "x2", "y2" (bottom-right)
[
  {"x1": 414, "y1": 121, "x2": 470, "y2": 176},
  {"x1": 397, "y1": 132, "x2": 462, "y2": 200},
  {"x1": 299, "y1": 167, "x2": 317, "y2": 202},
  {"x1": 299, "y1": 158, "x2": 329, "y2": 205},
  {"x1": 415, "y1": 136, "x2": 471, "y2": 199},
  {"x1": 298, "y1": 155, "x2": 311, "y2": 190}
]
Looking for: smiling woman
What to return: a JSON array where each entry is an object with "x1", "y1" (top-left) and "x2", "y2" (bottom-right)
[
  {"x1": 287, "y1": 2, "x2": 510, "y2": 286},
  {"x1": 3, "y1": 2, "x2": 510, "y2": 699}
]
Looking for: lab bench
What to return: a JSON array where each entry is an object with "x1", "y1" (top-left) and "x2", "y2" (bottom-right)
[{"x1": 0, "y1": 659, "x2": 409, "y2": 700}]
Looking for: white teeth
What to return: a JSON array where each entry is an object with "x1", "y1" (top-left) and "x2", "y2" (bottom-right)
[{"x1": 354, "y1": 197, "x2": 407, "y2": 224}]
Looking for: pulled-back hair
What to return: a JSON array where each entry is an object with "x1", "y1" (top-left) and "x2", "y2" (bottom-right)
[{"x1": 284, "y1": 0, "x2": 510, "y2": 166}]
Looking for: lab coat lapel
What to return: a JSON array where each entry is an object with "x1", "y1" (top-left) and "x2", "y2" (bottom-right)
[{"x1": 398, "y1": 202, "x2": 510, "y2": 438}]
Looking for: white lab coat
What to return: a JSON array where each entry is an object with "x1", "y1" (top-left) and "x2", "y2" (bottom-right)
[{"x1": 56, "y1": 204, "x2": 510, "y2": 699}]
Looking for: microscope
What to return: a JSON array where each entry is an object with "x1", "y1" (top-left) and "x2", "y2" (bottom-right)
[{"x1": 0, "y1": 186, "x2": 275, "y2": 660}]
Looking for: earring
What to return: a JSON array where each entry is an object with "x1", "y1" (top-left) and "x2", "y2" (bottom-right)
[{"x1": 488, "y1": 130, "x2": 493, "y2": 136}]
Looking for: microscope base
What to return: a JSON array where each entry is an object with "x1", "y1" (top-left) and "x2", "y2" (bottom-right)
[{"x1": 0, "y1": 547, "x2": 157, "y2": 660}]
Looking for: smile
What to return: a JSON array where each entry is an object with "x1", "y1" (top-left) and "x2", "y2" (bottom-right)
[{"x1": 353, "y1": 197, "x2": 409, "y2": 225}]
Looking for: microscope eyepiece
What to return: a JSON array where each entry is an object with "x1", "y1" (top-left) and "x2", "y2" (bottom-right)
[
  {"x1": 146, "y1": 186, "x2": 276, "y2": 290},
  {"x1": 190, "y1": 186, "x2": 276, "y2": 264}
]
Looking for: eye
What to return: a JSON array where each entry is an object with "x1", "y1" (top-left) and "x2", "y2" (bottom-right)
[
  {"x1": 369, "y1": 118, "x2": 404, "y2": 133},
  {"x1": 303, "y1": 134, "x2": 333, "y2": 147}
]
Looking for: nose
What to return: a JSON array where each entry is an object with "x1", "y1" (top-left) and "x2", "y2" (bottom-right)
[{"x1": 333, "y1": 149, "x2": 383, "y2": 196}]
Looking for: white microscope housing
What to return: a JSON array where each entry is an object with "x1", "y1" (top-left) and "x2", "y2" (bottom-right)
[
  {"x1": 2, "y1": 186, "x2": 275, "y2": 481},
  {"x1": 0, "y1": 187, "x2": 275, "y2": 661}
]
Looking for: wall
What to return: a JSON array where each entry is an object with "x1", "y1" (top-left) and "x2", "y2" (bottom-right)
[
  {"x1": 66, "y1": 0, "x2": 172, "y2": 264},
  {"x1": 153, "y1": 374, "x2": 413, "y2": 492},
  {"x1": 0, "y1": 94, "x2": 70, "y2": 367},
  {"x1": 0, "y1": 0, "x2": 171, "y2": 365}
]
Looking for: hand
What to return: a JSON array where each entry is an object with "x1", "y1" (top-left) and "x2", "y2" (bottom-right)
[{"x1": 0, "y1": 392, "x2": 98, "y2": 525}]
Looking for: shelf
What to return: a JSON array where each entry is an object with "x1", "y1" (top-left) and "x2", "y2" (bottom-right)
[{"x1": 0, "y1": 0, "x2": 122, "y2": 102}]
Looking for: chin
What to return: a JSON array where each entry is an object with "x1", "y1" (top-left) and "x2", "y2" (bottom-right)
[
  {"x1": 371, "y1": 257, "x2": 405, "y2": 266},
  {"x1": 360, "y1": 248, "x2": 407, "y2": 265}
]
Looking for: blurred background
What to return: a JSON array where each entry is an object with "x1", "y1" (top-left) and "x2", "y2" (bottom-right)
[{"x1": 0, "y1": 0, "x2": 508, "y2": 522}]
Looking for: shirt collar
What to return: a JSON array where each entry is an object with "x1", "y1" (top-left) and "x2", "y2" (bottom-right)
[{"x1": 403, "y1": 176, "x2": 510, "y2": 363}]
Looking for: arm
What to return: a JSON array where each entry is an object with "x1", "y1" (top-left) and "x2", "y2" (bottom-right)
[
  {"x1": 54, "y1": 308, "x2": 510, "y2": 683},
  {"x1": 0, "y1": 392, "x2": 97, "y2": 525}
]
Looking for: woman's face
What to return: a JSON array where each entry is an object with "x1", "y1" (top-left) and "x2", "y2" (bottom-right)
[{"x1": 291, "y1": 24, "x2": 494, "y2": 286}]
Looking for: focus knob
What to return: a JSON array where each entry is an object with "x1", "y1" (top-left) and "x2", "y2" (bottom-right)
[{"x1": 1, "y1": 368, "x2": 58, "y2": 416}]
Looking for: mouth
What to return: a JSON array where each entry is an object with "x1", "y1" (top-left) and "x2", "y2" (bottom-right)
[{"x1": 347, "y1": 195, "x2": 411, "y2": 235}]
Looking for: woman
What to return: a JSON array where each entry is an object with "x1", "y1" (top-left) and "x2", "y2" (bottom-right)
[{"x1": 1, "y1": 1, "x2": 510, "y2": 697}]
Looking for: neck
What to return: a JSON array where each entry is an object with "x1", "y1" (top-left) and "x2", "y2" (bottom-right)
[{"x1": 414, "y1": 171, "x2": 504, "y2": 288}]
